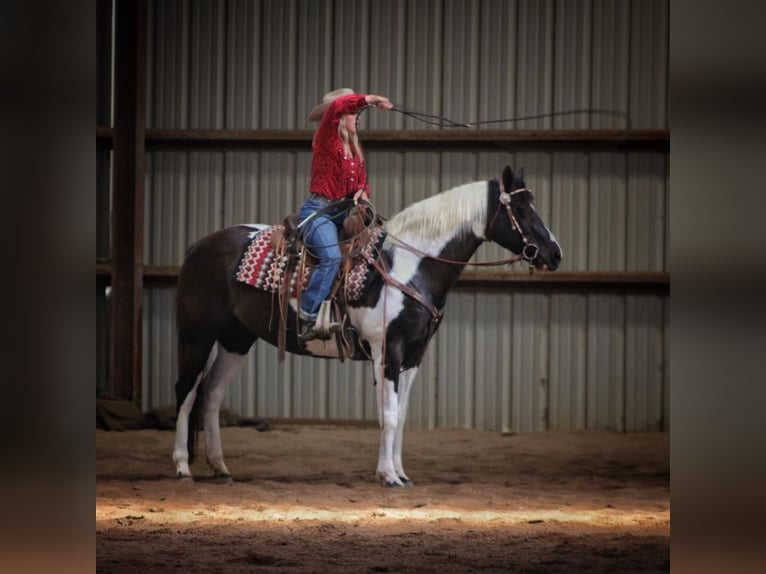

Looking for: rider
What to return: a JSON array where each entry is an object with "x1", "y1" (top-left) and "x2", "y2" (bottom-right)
[{"x1": 297, "y1": 88, "x2": 393, "y2": 342}]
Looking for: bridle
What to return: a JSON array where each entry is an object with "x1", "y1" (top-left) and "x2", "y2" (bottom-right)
[
  {"x1": 487, "y1": 178, "x2": 540, "y2": 263},
  {"x1": 384, "y1": 178, "x2": 540, "y2": 269}
]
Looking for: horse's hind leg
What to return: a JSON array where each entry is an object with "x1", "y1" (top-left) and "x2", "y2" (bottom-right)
[
  {"x1": 201, "y1": 319, "x2": 256, "y2": 478},
  {"x1": 202, "y1": 347, "x2": 248, "y2": 478},
  {"x1": 173, "y1": 333, "x2": 215, "y2": 479}
]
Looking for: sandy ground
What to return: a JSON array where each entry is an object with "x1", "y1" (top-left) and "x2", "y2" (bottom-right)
[{"x1": 96, "y1": 424, "x2": 669, "y2": 573}]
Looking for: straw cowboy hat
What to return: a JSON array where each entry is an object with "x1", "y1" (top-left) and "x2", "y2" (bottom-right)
[{"x1": 308, "y1": 88, "x2": 355, "y2": 122}]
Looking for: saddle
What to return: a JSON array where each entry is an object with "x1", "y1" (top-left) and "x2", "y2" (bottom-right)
[
  {"x1": 269, "y1": 206, "x2": 371, "y2": 263},
  {"x1": 235, "y1": 204, "x2": 385, "y2": 361}
]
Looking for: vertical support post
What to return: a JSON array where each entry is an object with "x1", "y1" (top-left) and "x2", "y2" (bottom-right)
[{"x1": 110, "y1": 0, "x2": 146, "y2": 403}]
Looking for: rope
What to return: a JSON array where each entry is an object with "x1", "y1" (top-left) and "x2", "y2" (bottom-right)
[{"x1": 390, "y1": 106, "x2": 631, "y2": 129}]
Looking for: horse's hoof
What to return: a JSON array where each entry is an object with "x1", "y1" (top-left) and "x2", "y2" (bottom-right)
[
  {"x1": 212, "y1": 472, "x2": 233, "y2": 484},
  {"x1": 384, "y1": 480, "x2": 407, "y2": 488},
  {"x1": 399, "y1": 478, "x2": 414, "y2": 487},
  {"x1": 177, "y1": 474, "x2": 194, "y2": 483}
]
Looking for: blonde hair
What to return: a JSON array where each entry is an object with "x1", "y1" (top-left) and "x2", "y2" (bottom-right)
[{"x1": 338, "y1": 119, "x2": 365, "y2": 162}]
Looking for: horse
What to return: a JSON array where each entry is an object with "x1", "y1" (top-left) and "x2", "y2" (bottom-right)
[{"x1": 172, "y1": 165, "x2": 562, "y2": 487}]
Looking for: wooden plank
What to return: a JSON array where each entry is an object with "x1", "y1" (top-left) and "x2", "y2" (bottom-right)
[
  {"x1": 97, "y1": 264, "x2": 668, "y2": 294},
  {"x1": 456, "y1": 270, "x2": 669, "y2": 294},
  {"x1": 143, "y1": 128, "x2": 669, "y2": 151},
  {"x1": 110, "y1": 0, "x2": 146, "y2": 403}
]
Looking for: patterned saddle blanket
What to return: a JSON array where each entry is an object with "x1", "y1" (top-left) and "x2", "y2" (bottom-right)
[{"x1": 234, "y1": 224, "x2": 386, "y2": 302}]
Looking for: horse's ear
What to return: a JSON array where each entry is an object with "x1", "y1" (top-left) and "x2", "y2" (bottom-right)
[
  {"x1": 517, "y1": 166, "x2": 525, "y2": 181},
  {"x1": 502, "y1": 166, "x2": 513, "y2": 189}
]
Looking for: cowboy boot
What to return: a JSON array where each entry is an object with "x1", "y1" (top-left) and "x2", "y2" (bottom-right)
[{"x1": 299, "y1": 305, "x2": 340, "y2": 343}]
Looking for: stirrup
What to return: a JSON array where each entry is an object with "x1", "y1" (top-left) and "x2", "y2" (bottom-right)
[
  {"x1": 299, "y1": 321, "x2": 332, "y2": 342},
  {"x1": 299, "y1": 301, "x2": 340, "y2": 342}
]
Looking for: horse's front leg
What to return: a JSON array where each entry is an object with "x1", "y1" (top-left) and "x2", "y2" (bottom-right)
[
  {"x1": 392, "y1": 367, "x2": 418, "y2": 486},
  {"x1": 371, "y1": 344, "x2": 407, "y2": 487},
  {"x1": 203, "y1": 347, "x2": 247, "y2": 478}
]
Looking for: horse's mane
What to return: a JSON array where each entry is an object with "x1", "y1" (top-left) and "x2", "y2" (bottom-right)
[{"x1": 385, "y1": 181, "x2": 487, "y2": 242}]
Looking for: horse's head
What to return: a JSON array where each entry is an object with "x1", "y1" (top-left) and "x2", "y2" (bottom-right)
[{"x1": 487, "y1": 166, "x2": 562, "y2": 271}]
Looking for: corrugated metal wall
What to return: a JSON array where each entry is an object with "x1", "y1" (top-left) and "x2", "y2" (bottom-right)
[{"x1": 134, "y1": 0, "x2": 669, "y2": 431}]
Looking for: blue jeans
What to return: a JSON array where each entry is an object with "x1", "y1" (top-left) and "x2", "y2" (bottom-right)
[{"x1": 297, "y1": 195, "x2": 349, "y2": 316}]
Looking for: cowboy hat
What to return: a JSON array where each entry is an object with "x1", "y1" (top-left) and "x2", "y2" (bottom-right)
[{"x1": 308, "y1": 88, "x2": 355, "y2": 122}]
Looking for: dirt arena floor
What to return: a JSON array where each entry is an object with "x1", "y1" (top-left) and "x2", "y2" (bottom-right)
[{"x1": 96, "y1": 424, "x2": 669, "y2": 573}]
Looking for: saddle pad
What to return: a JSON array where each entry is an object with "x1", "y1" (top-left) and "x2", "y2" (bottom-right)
[{"x1": 234, "y1": 224, "x2": 386, "y2": 302}]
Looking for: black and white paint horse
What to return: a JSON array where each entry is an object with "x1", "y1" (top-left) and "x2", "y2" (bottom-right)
[{"x1": 173, "y1": 166, "x2": 562, "y2": 486}]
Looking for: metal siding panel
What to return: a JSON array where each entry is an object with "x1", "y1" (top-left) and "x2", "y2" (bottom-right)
[
  {"x1": 628, "y1": 0, "x2": 668, "y2": 129},
  {"x1": 586, "y1": 294, "x2": 625, "y2": 431},
  {"x1": 332, "y1": 0, "x2": 370, "y2": 92},
  {"x1": 442, "y1": 0, "x2": 480, "y2": 125},
  {"x1": 258, "y1": 152, "x2": 297, "y2": 224},
  {"x1": 473, "y1": 292, "x2": 511, "y2": 431},
  {"x1": 189, "y1": 0, "x2": 226, "y2": 128},
  {"x1": 589, "y1": 153, "x2": 627, "y2": 270},
  {"x1": 510, "y1": 294, "x2": 550, "y2": 432},
  {"x1": 400, "y1": 314, "x2": 440, "y2": 429},
  {"x1": 441, "y1": 151, "x2": 479, "y2": 194},
  {"x1": 463, "y1": 293, "x2": 477, "y2": 429},
  {"x1": 249, "y1": 342, "x2": 280, "y2": 418},
  {"x1": 142, "y1": 287, "x2": 177, "y2": 412},
  {"x1": 296, "y1": 0, "x2": 333, "y2": 128},
  {"x1": 366, "y1": 152, "x2": 405, "y2": 219},
  {"x1": 549, "y1": 295, "x2": 587, "y2": 430},
  {"x1": 148, "y1": 0, "x2": 190, "y2": 128},
  {"x1": 516, "y1": 0, "x2": 554, "y2": 129},
  {"x1": 436, "y1": 291, "x2": 475, "y2": 428},
  {"x1": 553, "y1": 0, "x2": 591, "y2": 129},
  {"x1": 626, "y1": 153, "x2": 666, "y2": 271},
  {"x1": 591, "y1": 0, "x2": 630, "y2": 129},
  {"x1": 499, "y1": 292, "x2": 515, "y2": 434},
  {"x1": 327, "y1": 358, "x2": 372, "y2": 421},
  {"x1": 551, "y1": 153, "x2": 589, "y2": 270},
  {"x1": 261, "y1": 0, "x2": 298, "y2": 128},
  {"x1": 188, "y1": 152, "x2": 225, "y2": 242},
  {"x1": 625, "y1": 295, "x2": 664, "y2": 431},
  {"x1": 292, "y1": 354, "x2": 327, "y2": 419},
  {"x1": 223, "y1": 151, "x2": 261, "y2": 225},
  {"x1": 404, "y1": 0, "x2": 443, "y2": 130},
  {"x1": 478, "y1": 0, "x2": 517, "y2": 128},
  {"x1": 254, "y1": 341, "x2": 292, "y2": 418},
  {"x1": 145, "y1": 151, "x2": 190, "y2": 265},
  {"x1": 368, "y1": 0, "x2": 407, "y2": 129},
  {"x1": 226, "y1": 0, "x2": 262, "y2": 128}
]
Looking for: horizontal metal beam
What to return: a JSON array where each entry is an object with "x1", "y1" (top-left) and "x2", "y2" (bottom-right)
[
  {"x1": 96, "y1": 264, "x2": 668, "y2": 294},
  {"x1": 97, "y1": 127, "x2": 669, "y2": 151}
]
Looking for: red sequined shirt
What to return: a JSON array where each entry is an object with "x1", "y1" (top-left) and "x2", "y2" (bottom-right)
[{"x1": 309, "y1": 94, "x2": 370, "y2": 201}]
